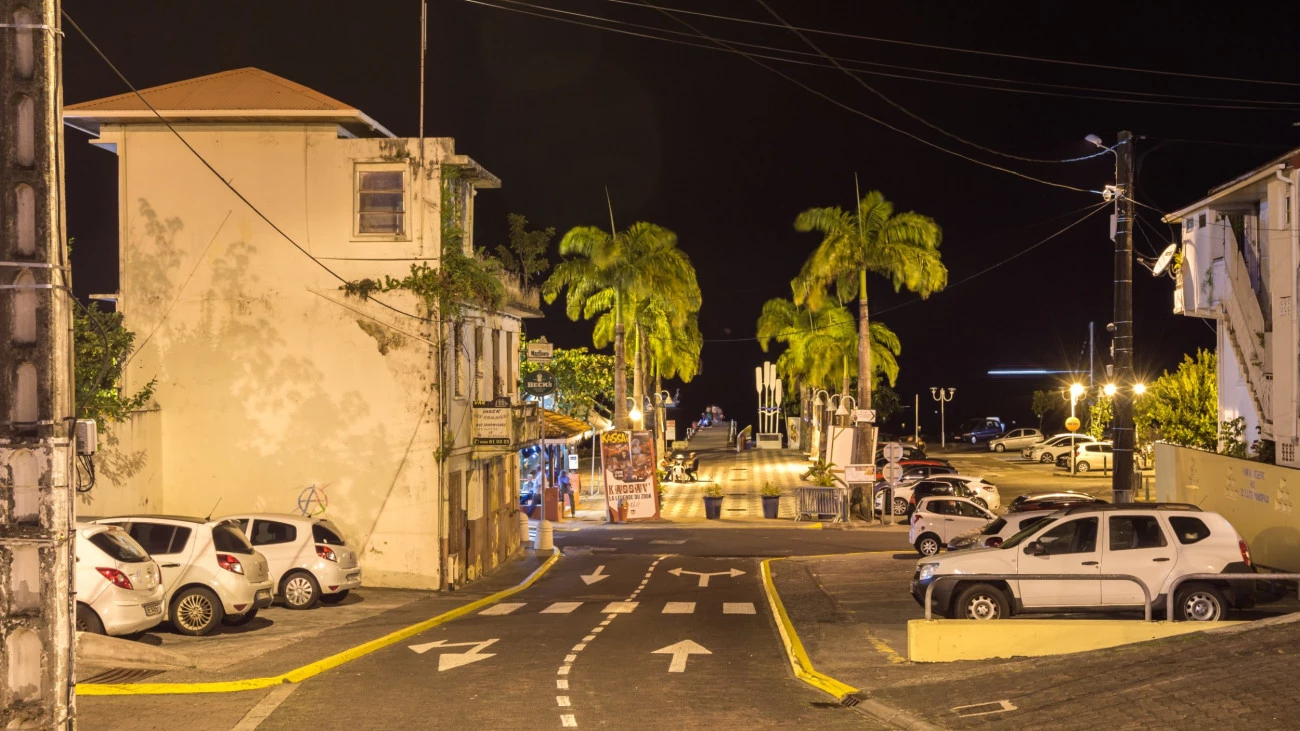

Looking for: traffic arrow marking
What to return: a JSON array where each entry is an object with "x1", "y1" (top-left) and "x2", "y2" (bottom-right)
[
  {"x1": 652, "y1": 640, "x2": 711, "y2": 673},
  {"x1": 667, "y1": 567, "x2": 746, "y2": 587},
  {"x1": 409, "y1": 638, "x2": 499, "y2": 671},
  {"x1": 581, "y1": 565, "x2": 609, "y2": 585}
]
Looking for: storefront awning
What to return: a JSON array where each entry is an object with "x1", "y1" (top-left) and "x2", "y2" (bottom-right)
[{"x1": 542, "y1": 410, "x2": 596, "y2": 445}]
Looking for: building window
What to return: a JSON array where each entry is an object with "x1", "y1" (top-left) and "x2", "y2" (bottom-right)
[
  {"x1": 355, "y1": 165, "x2": 407, "y2": 237},
  {"x1": 454, "y1": 325, "x2": 466, "y2": 398}
]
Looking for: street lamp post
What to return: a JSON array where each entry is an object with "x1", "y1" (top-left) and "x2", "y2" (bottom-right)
[
  {"x1": 651, "y1": 390, "x2": 673, "y2": 460},
  {"x1": 930, "y1": 387, "x2": 955, "y2": 449},
  {"x1": 1067, "y1": 382, "x2": 1085, "y2": 474},
  {"x1": 810, "y1": 389, "x2": 830, "y2": 461},
  {"x1": 826, "y1": 394, "x2": 856, "y2": 467}
]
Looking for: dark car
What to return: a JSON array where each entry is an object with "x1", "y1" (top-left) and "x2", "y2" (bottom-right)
[
  {"x1": 906, "y1": 479, "x2": 986, "y2": 512},
  {"x1": 876, "y1": 460, "x2": 956, "y2": 481},
  {"x1": 1006, "y1": 491, "x2": 1107, "y2": 513},
  {"x1": 954, "y1": 418, "x2": 1005, "y2": 445},
  {"x1": 874, "y1": 444, "x2": 928, "y2": 464}
]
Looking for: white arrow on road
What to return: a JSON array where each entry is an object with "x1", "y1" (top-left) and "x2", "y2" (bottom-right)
[
  {"x1": 409, "y1": 638, "x2": 499, "y2": 671},
  {"x1": 652, "y1": 640, "x2": 711, "y2": 673},
  {"x1": 668, "y1": 567, "x2": 745, "y2": 587},
  {"x1": 581, "y1": 565, "x2": 609, "y2": 585}
]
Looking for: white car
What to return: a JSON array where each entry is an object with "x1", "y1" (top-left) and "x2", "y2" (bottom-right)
[
  {"x1": 908, "y1": 496, "x2": 996, "y2": 556},
  {"x1": 93, "y1": 516, "x2": 274, "y2": 635},
  {"x1": 1026, "y1": 433, "x2": 1097, "y2": 464},
  {"x1": 988, "y1": 428, "x2": 1042, "y2": 453},
  {"x1": 912, "y1": 503, "x2": 1256, "y2": 620},
  {"x1": 225, "y1": 514, "x2": 361, "y2": 609},
  {"x1": 877, "y1": 475, "x2": 1001, "y2": 515},
  {"x1": 75, "y1": 522, "x2": 166, "y2": 636},
  {"x1": 946, "y1": 510, "x2": 1058, "y2": 551}
]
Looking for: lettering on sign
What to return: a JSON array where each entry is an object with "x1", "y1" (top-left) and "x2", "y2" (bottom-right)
[
  {"x1": 473, "y1": 398, "x2": 512, "y2": 446},
  {"x1": 526, "y1": 341, "x2": 554, "y2": 363}
]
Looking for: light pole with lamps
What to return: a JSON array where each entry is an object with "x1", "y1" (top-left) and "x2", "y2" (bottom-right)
[
  {"x1": 930, "y1": 387, "x2": 955, "y2": 449},
  {"x1": 810, "y1": 389, "x2": 831, "y2": 461},
  {"x1": 826, "y1": 394, "x2": 856, "y2": 467},
  {"x1": 1065, "y1": 382, "x2": 1085, "y2": 474},
  {"x1": 651, "y1": 390, "x2": 674, "y2": 459}
]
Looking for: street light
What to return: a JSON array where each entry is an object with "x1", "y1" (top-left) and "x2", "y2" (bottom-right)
[
  {"x1": 1103, "y1": 383, "x2": 1118, "y2": 397},
  {"x1": 627, "y1": 396, "x2": 642, "y2": 424},
  {"x1": 1133, "y1": 382, "x2": 1146, "y2": 395},
  {"x1": 651, "y1": 390, "x2": 673, "y2": 458},
  {"x1": 1067, "y1": 382, "x2": 1085, "y2": 474},
  {"x1": 825, "y1": 394, "x2": 855, "y2": 466},
  {"x1": 810, "y1": 389, "x2": 831, "y2": 461},
  {"x1": 930, "y1": 387, "x2": 955, "y2": 449}
]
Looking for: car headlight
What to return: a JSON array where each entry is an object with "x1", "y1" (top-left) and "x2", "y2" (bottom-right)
[{"x1": 918, "y1": 563, "x2": 940, "y2": 582}]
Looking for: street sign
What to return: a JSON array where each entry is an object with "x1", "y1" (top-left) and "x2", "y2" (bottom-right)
[
  {"x1": 1065, "y1": 416, "x2": 1081, "y2": 432},
  {"x1": 523, "y1": 369, "x2": 557, "y2": 396},
  {"x1": 882, "y1": 441, "x2": 904, "y2": 463},
  {"x1": 844, "y1": 464, "x2": 873, "y2": 483},
  {"x1": 881, "y1": 462, "x2": 904, "y2": 484},
  {"x1": 854, "y1": 409, "x2": 876, "y2": 423},
  {"x1": 526, "y1": 341, "x2": 553, "y2": 363},
  {"x1": 472, "y1": 398, "x2": 512, "y2": 446}
]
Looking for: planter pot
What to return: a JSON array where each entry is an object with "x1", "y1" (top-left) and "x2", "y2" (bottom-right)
[
  {"x1": 703, "y1": 496, "x2": 724, "y2": 520},
  {"x1": 761, "y1": 495, "x2": 780, "y2": 519}
]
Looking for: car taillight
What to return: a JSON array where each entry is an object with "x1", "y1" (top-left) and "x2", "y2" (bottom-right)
[
  {"x1": 217, "y1": 553, "x2": 244, "y2": 574},
  {"x1": 96, "y1": 567, "x2": 134, "y2": 590},
  {"x1": 986, "y1": 537, "x2": 1003, "y2": 548},
  {"x1": 1239, "y1": 539, "x2": 1252, "y2": 567},
  {"x1": 317, "y1": 545, "x2": 337, "y2": 562},
  {"x1": 911, "y1": 512, "x2": 923, "y2": 525}
]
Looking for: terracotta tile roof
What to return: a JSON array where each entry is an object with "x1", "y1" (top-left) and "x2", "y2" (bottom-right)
[{"x1": 65, "y1": 67, "x2": 355, "y2": 113}]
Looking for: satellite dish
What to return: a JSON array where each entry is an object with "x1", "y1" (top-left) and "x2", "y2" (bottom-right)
[{"x1": 1151, "y1": 244, "x2": 1178, "y2": 277}]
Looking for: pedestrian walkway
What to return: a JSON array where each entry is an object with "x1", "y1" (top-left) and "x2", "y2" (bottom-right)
[
  {"x1": 475, "y1": 600, "x2": 758, "y2": 616},
  {"x1": 658, "y1": 425, "x2": 808, "y2": 521}
]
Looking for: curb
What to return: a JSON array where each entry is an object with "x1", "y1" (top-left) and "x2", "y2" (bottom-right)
[
  {"x1": 759, "y1": 556, "x2": 943, "y2": 730},
  {"x1": 77, "y1": 548, "x2": 561, "y2": 696}
]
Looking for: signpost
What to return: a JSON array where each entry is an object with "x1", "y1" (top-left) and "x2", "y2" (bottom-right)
[
  {"x1": 524, "y1": 369, "x2": 557, "y2": 397},
  {"x1": 524, "y1": 370, "x2": 558, "y2": 549},
  {"x1": 882, "y1": 441, "x2": 905, "y2": 526},
  {"x1": 854, "y1": 409, "x2": 876, "y2": 424}
]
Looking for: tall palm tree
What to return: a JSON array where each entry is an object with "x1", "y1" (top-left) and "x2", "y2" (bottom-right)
[
  {"x1": 793, "y1": 190, "x2": 945, "y2": 461},
  {"x1": 543, "y1": 222, "x2": 699, "y2": 427}
]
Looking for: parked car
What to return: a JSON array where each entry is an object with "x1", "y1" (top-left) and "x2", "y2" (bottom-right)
[
  {"x1": 912, "y1": 503, "x2": 1255, "y2": 620},
  {"x1": 876, "y1": 460, "x2": 957, "y2": 481},
  {"x1": 1055, "y1": 441, "x2": 1149, "y2": 472},
  {"x1": 74, "y1": 522, "x2": 166, "y2": 636},
  {"x1": 909, "y1": 496, "x2": 996, "y2": 556},
  {"x1": 225, "y1": 514, "x2": 361, "y2": 609},
  {"x1": 92, "y1": 515, "x2": 274, "y2": 635},
  {"x1": 1007, "y1": 492, "x2": 1106, "y2": 513},
  {"x1": 1026, "y1": 433, "x2": 1097, "y2": 464},
  {"x1": 947, "y1": 510, "x2": 1058, "y2": 551},
  {"x1": 954, "y1": 417, "x2": 1005, "y2": 444},
  {"x1": 876, "y1": 475, "x2": 1001, "y2": 515},
  {"x1": 988, "y1": 428, "x2": 1042, "y2": 453},
  {"x1": 926, "y1": 475, "x2": 1002, "y2": 511},
  {"x1": 874, "y1": 443, "x2": 928, "y2": 465}
]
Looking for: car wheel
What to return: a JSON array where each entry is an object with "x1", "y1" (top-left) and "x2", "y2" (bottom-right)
[
  {"x1": 1076, "y1": 461, "x2": 1091, "y2": 473},
  {"x1": 893, "y1": 497, "x2": 909, "y2": 515},
  {"x1": 171, "y1": 587, "x2": 224, "y2": 636},
  {"x1": 954, "y1": 583, "x2": 1008, "y2": 620},
  {"x1": 994, "y1": 443, "x2": 1005, "y2": 453},
  {"x1": 915, "y1": 534, "x2": 941, "y2": 556},
  {"x1": 973, "y1": 497, "x2": 988, "y2": 509},
  {"x1": 1040, "y1": 453, "x2": 1054, "y2": 464},
  {"x1": 75, "y1": 603, "x2": 104, "y2": 635},
  {"x1": 320, "y1": 590, "x2": 350, "y2": 605},
  {"x1": 281, "y1": 571, "x2": 322, "y2": 610},
  {"x1": 1175, "y1": 583, "x2": 1225, "y2": 621},
  {"x1": 221, "y1": 608, "x2": 258, "y2": 627}
]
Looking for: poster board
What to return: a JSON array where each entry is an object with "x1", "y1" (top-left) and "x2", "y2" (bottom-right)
[
  {"x1": 599, "y1": 430, "x2": 661, "y2": 522},
  {"x1": 472, "y1": 398, "x2": 511, "y2": 446}
]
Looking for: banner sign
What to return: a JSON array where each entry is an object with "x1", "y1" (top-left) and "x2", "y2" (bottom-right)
[
  {"x1": 599, "y1": 430, "x2": 661, "y2": 522},
  {"x1": 473, "y1": 398, "x2": 512, "y2": 446},
  {"x1": 526, "y1": 341, "x2": 554, "y2": 363}
]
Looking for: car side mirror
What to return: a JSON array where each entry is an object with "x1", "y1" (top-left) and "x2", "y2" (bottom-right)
[{"x1": 1025, "y1": 540, "x2": 1047, "y2": 556}]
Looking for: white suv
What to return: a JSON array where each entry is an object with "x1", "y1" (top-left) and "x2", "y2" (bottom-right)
[
  {"x1": 912, "y1": 503, "x2": 1256, "y2": 621},
  {"x1": 909, "y1": 497, "x2": 996, "y2": 556},
  {"x1": 75, "y1": 522, "x2": 165, "y2": 636},
  {"x1": 93, "y1": 516, "x2": 274, "y2": 635},
  {"x1": 225, "y1": 514, "x2": 361, "y2": 609},
  {"x1": 1026, "y1": 433, "x2": 1097, "y2": 463}
]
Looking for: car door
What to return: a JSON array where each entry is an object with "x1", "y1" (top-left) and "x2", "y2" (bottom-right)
[
  {"x1": 1016, "y1": 517, "x2": 1101, "y2": 608},
  {"x1": 248, "y1": 519, "x2": 303, "y2": 588},
  {"x1": 1100, "y1": 513, "x2": 1176, "y2": 606}
]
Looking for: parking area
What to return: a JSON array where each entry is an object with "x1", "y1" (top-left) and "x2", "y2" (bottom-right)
[{"x1": 932, "y1": 444, "x2": 1154, "y2": 508}]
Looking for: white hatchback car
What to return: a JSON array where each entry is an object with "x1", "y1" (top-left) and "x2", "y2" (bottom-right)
[
  {"x1": 75, "y1": 522, "x2": 166, "y2": 636},
  {"x1": 909, "y1": 496, "x2": 996, "y2": 556},
  {"x1": 988, "y1": 428, "x2": 1042, "y2": 453},
  {"x1": 93, "y1": 516, "x2": 274, "y2": 635},
  {"x1": 225, "y1": 514, "x2": 361, "y2": 609},
  {"x1": 912, "y1": 503, "x2": 1256, "y2": 621},
  {"x1": 1026, "y1": 433, "x2": 1097, "y2": 463}
]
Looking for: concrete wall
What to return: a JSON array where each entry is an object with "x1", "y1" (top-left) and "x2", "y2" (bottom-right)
[{"x1": 1155, "y1": 442, "x2": 1300, "y2": 571}]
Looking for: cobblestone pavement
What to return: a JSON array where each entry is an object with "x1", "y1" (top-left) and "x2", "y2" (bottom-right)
[{"x1": 658, "y1": 426, "x2": 806, "y2": 521}]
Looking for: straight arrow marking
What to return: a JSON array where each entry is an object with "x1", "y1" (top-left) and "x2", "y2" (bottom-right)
[
  {"x1": 652, "y1": 639, "x2": 711, "y2": 672},
  {"x1": 581, "y1": 564, "x2": 609, "y2": 585}
]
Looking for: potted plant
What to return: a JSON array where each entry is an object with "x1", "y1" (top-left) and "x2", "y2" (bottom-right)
[
  {"x1": 760, "y1": 482, "x2": 781, "y2": 519},
  {"x1": 702, "y1": 484, "x2": 724, "y2": 520}
]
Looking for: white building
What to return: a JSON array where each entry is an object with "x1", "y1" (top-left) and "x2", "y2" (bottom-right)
[
  {"x1": 64, "y1": 68, "x2": 540, "y2": 589},
  {"x1": 1164, "y1": 148, "x2": 1299, "y2": 468}
]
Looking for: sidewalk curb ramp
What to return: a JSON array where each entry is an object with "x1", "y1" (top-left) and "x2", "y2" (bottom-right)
[
  {"x1": 77, "y1": 632, "x2": 192, "y2": 672},
  {"x1": 760, "y1": 557, "x2": 942, "y2": 731},
  {"x1": 76, "y1": 549, "x2": 561, "y2": 696}
]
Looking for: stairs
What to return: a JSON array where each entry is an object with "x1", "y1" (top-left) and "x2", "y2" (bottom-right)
[{"x1": 1218, "y1": 242, "x2": 1273, "y2": 438}]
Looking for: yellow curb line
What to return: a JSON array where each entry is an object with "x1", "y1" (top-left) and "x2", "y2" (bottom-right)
[
  {"x1": 759, "y1": 557, "x2": 860, "y2": 700},
  {"x1": 78, "y1": 549, "x2": 562, "y2": 696}
]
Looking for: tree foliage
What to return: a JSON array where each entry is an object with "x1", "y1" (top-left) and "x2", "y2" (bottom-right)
[
  {"x1": 496, "y1": 213, "x2": 554, "y2": 285},
  {"x1": 1030, "y1": 389, "x2": 1058, "y2": 431},
  {"x1": 1133, "y1": 349, "x2": 1218, "y2": 451},
  {"x1": 74, "y1": 306, "x2": 155, "y2": 428},
  {"x1": 756, "y1": 297, "x2": 900, "y2": 392},
  {"x1": 1087, "y1": 397, "x2": 1112, "y2": 440}
]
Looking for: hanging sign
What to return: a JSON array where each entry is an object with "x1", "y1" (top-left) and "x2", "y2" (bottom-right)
[
  {"x1": 473, "y1": 398, "x2": 512, "y2": 446},
  {"x1": 599, "y1": 430, "x2": 661, "y2": 522}
]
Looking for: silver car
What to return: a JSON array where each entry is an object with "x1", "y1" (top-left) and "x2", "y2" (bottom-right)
[{"x1": 988, "y1": 428, "x2": 1043, "y2": 453}]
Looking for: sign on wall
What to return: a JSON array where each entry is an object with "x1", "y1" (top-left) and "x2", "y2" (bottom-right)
[
  {"x1": 473, "y1": 398, "x2": 512, "y2": 446},
  {"x1": 599, "y1": 430, "x2": 661, "y2": 522},
  {"x1": 523, "y1": 369, "x2": 557, "y2": 397},
  {"x1": 526, "y1": 341, "x2": 554, "y2": 363}
]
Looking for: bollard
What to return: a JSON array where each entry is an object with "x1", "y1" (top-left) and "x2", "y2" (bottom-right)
[
  {"x1": 519, "y1": 510, "x2": 530, "y2": 546},
  {"x1": 535, "y1": 519, "x2": 554, "y2": 551}
]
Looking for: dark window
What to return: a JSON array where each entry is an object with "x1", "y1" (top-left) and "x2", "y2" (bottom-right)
[
  {"x1": 313, "y1": 521, "x2": 345, "y2": 545},
  {"x1": 956, "y1": 501, "x2": 987, "y2": 518},
  {"x1": 1198, "y1": 213, "x2": 1207, "y2": 228},
  {"x1": 250, "y1": 520, "x2": 297, "y2": 546},
  {"x1": 981, "y1": 517, "x2": 1007, "y2": 535},
  {"x1": 127, "y1": 522, "x2": 190, "y2": 555},
  {"x1": 925, "y1": 500, "x2": 958, "y2": 515},
  {"x1": 1017, "y1": 516, "x2": 1051, "y2": 532},
  {"x1": 213, "y1": 524, "x2": 255, "y2": 554},
  {"x1": 88, "y1": 530, "x2": 150, "y2": 563},
  {"x1": 1037, "y1": 518, "x2": 1098, "y2": 555},
  {"x1": 1109, "y1": 516, "x2": 1169, "y2": 550},
  {"x1": 357, "y1": 170, "x2": 405, "y2": 234},
  {"x1": 1169, "y1": 516, "x2": 1212, "y2": 544},
  {"x1": 236, "y1": 518, "x2": 250, "y2": 534}
]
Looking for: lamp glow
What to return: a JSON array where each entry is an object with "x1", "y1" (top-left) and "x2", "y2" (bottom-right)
[
  {"x1": 1134, "y1": 383, "x2": 1146, "y2": 395},
  {"x1": 1103, "y1": 383, "x2": 1117, "y2": 397},
  {"x1": 629, "y1": 407, "x2": 643, "y2": 422},
  {"x1": 1069, "y1": 383, "x2": 1085, "y2": 399}
]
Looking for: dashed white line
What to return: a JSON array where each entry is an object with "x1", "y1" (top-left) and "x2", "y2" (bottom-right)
[
  {"x1": 557, "y1": 696, "x2": 571, "y2": 707},
  {"x1": 557, "y1": 665, "x2": 571, "y2": 676},
  {"x1": 557, "y1": 679, "x2": 569, "y2": 690},
  {"x1": 561, "y1": 714, "x2": 578, "y2": 727},
  {"x1": 478, "y1": 602, "x2": 525, "y2": 616},
  {"x1": 663, "y1": 602, "x2": 696, "y2": 614},
  {"x1": 565, "y1": 654, "x2": 578, "y2": 663},
  {"x1": 541, "y1": 602, "x2": 583, "y2": 614},
  {"x1": 583, "y1": 635, "x2": 596, "y2": 642},
  {"x1": 723, "y1": 602, "x2": 757, "y2": 615},
  {"x1": 572, "y1": 643, "x2": 587, "y2": 652},
  {"x1": 602, "y1": 602, "x2": 639, "y2": 614}
]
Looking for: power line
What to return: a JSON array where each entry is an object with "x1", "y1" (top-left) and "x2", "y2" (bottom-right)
[{"x1": 597, "y1": 0, "x2": 1300, "y2": 89}]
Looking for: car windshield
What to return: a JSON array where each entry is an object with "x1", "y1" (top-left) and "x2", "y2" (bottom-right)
[
  {"x1": 88, "y1": 529, "x2": 151, "y2": 563},
  {"x1": 981, "y1": 517, "x2": 1007, "y2": 535},
  {"x1": 1001, "y1": 518, "x2": 1057, "y2": 549}
]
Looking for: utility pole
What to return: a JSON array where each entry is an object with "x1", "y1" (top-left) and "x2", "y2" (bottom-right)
[
  {"x1": 1, "y1": 1, "x2": 77, "y2": 727},
  {"x1": 1112, "y1": 131, "x2": 1136, "y2": 502}
]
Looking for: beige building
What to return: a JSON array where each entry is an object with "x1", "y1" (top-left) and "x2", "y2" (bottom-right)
[{"x1": 64, "y1": 68, "x2": 540, "y2": 589}]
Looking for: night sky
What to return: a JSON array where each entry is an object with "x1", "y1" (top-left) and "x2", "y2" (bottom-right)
[{"x1": 62, "y1": 0, "x2": 1300, "y2": 437}]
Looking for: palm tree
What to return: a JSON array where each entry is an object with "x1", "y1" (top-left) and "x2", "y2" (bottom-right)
[
  {"x1": 793, "y1": 190, "x2": 945, "y2": 461},
  {"x1": 543, "y1": 222, "x2": 699, "y2": 428}
]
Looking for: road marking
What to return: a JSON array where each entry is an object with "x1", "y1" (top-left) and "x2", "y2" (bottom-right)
[
  {"x1": 542, "y1": 602, "x2": 583, "y2": 614},
  {"x1": 565, "y1": 654, "x2": 578, "y2": 663},
  {"x1": 479, "y1": 602, "x2": 525, "y2": 616},
  {"x1": 723, "y1": 602, "x2": 756, "y2": 614},
  {"x1": 592, "y1": 627, "x2": 604, "y2": 633},
  {"x1": 583, "y1": 635, "x2": 595, "y2": 642},
  {"x1": 952, "y1": 700, "x2": 1017, "y2": 717},
  {"x1": 662, "y1": 602, "x2": 696, "y2": 614},
  {"x1": 602, "y1": 602, "x2": 638, "y2": 614},
  {"x1": 599, "y1": 619, "x2": 611, "y2": 626},
  {"x1": 409, "y1": 639, "x2": 499, "y2": 671},
  {"x1": 572, "y1": 643, "x2": 587, "y2": 652},
  {"x1": 649, "y1": 539, "x2": 686, "y2": 545},
  {"x1": 557, "y1": 696, "x2": 571, "y2": 707},
  {"x1": 668, "y1": 567, "x2": 746, "y2": 587},
  {"x1": 557, "y1": 679, "x2": 569, "y2": 690},
  {"x1": 230, "y1": 683, "x2": 299, "y2": 730},
  {"x1": 611, "y1": 537, "x2": 633, "y2": 541},
  {"x1": 581, "y1": 565, "x2": 610, "y2": 585},
  {"x1": 652, "y1": 640, "x2": 711, "y2": 673},
  {"x1": 557, "y1": 665, "x2": 571, "y2": 676},
  {"x1": 561, "y1": 714, "x2": 577, "y2": 727}
]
